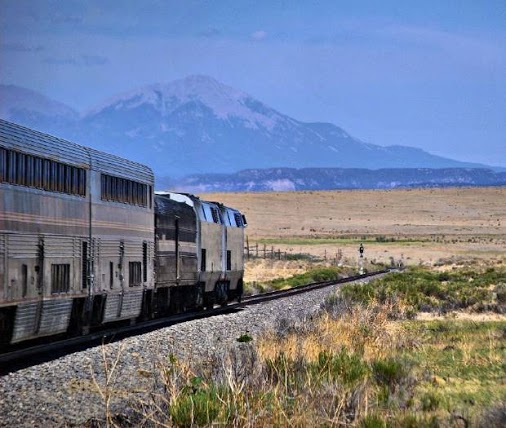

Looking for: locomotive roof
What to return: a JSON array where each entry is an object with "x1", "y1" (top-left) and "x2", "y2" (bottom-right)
[
  {"x1": 155, "y1": 191, "x2": 194, "y2": 207},
  {"x1": 154, "y1": 193, "x2": 196, "y2": 216},
  {"x1": 0, "y1": 119, "x2": 154, "y2": 184}
]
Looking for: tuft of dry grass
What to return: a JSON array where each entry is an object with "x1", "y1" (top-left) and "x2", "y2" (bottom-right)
[{"x1": 258, "y1": 302, "x2": 409, "y2": 364}]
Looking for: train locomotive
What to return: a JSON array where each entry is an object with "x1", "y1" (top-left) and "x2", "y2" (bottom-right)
[{"x1": 0, "y1": 119, "x2": 247, "y2": 347}]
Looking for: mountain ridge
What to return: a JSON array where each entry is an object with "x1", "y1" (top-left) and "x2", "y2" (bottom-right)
[
  {"x1": 168, "y1": 167, "x2": 506, "y2": 193},
  {"x1": 0, "y1": 76, "x2": 497, "y2": 178}
]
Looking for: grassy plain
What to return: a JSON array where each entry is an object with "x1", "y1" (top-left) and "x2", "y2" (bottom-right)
[
  {"x1": 125, "y1": 269, "x2": 505, "y2": 427},
  {"x1": 202, "y1": 187, "x2": 506, "y2": 282}
]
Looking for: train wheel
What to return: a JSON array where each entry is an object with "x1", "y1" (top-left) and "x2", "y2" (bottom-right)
[
  {"x1": 236, "y1": 279, "x2": 244, "y2": 303},
  {"x1": 67, "y1": 298, "x2": 87, "y2": 336},
  {"x1": 204, "y1": 292, "x2": 214, "y2": 310},
  {"x1": 195, "y1": 284, "x2": 204, "y2": 310},
  {"x1": 0, "y1": 307, "x2": 15, "y2": 346}
]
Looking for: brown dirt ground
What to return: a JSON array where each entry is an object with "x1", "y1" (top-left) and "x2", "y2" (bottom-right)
[{"x1": 200, "y1": 187, "x2": 506, "y2": 282}]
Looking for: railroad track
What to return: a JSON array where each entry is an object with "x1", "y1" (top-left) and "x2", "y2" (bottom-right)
[{"x1": 0, "y1": 269, "x2": 390, "y2": 374}]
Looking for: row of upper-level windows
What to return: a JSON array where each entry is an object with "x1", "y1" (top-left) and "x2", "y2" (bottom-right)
[
  {"x1": 1, "y1": 147, "x2": 153, "y2": 208},
  {"x1": 199, "y1": 204, "x2": 246, "y2": 227},
  {"x1": 0, "y1": 146, "x2": 86, "y2": 196},
  {"x1": 101, "y1": 173, "x2": 152, "y2": 208}
]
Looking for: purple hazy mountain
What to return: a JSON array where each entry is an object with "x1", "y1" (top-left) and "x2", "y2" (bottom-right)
[
  {"x1": 0, "y1": 76, "x2": 489, "y2": 178},
  {"x1": 0, "y1": 84, "x2": 79, "y2": 135}
]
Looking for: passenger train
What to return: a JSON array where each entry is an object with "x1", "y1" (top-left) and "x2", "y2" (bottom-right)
[{"x1": 0, "y1": 119, "x2": 247, "y2": 347}]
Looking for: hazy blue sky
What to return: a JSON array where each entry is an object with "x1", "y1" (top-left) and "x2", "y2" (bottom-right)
[{"x1": 1, "y1": 0, "x2": 505, "y2": 166}]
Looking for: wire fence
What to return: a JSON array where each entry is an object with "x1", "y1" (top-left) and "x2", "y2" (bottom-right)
[{"x1": 244, "y1": 238, "x2": 344, "y2": 264}]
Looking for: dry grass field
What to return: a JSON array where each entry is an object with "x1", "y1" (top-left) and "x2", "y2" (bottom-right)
[{"x1": 202, "y1": 187, "x2": 506, "y2": 281}]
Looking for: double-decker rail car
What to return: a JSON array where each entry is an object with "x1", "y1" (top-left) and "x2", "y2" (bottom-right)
[
  {"x1": 1, "y1": 120, "x2": 247, "y2": 348},
  {"x1": 0, "y1": 119, "x2": 154, "y2": 345}
]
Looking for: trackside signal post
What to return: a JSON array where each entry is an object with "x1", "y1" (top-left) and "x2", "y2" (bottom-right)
[{"x1": 358, "y1": 243, "x2": 364, "y2": 274}]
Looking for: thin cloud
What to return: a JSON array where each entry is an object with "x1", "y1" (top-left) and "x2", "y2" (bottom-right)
[
  {"x1": 82, "y1": 55, "x2": 108, "y2": 66},
  {"x1": 43, "y1": 57, "x2": 78, "y2": 65},
  {"x1": 43, "y1": 55, "x2": 109, "y2": 67},
  {"x1": 2, "y1": 43, "x2": 44, "y2": 52},
  {"x1": 198, "y1": 28, "x2": 222, "y2": 38},
  {"x1": 251, "y1": 30, "x2": 267, "y2": 41},
  {"x1": 50, "y1": 14, "x2": 84, "y2": 25}
]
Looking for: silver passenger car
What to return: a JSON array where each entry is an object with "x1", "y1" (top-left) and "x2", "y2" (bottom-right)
[{"x1": 0, "y1": 120, "x2": 154, "y2": 345}]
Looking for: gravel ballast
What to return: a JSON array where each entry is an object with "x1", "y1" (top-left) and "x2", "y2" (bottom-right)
[{"x1": 0, "y1": 279, "x2": 374, "y2": 427}]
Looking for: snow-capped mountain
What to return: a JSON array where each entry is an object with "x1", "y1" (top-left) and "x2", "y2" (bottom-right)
[{"x1": 0, "y1": 76, "x2": 488, "y2": 178}]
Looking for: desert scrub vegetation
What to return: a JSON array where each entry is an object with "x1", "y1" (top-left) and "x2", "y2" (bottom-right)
[
  {"x1": 117, "y1": 268, "x2": 504, "y2": 427},
  {"x1": 246, "y1": 265, "x2": 377, "y2": 294},
  {"x1": 131, "y1": 301, "x2": 505, "y2": 427},
  {"x1": 264, "y1": 266, "x2": 347, "y2": 290},
  {"x1": 340, "y1": 266, "x2": 506, "y2": 315},
  {"x1": 245, "y1": 266, "x2": 347, "y2": 294}
]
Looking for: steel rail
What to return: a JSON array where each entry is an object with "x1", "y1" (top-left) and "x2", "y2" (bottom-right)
[{"x1": 0, "y1": 269, "x2": 391, "y2": 374}]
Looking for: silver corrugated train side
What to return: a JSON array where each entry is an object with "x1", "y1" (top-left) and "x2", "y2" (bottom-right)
[{"x1": 0, "y1": 119, "x2": 154, "y2": 345}]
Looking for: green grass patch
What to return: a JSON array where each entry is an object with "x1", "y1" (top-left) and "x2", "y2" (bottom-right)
[
  {"x1": 263, "y1": 266, "x2": 345, "y2": 290},
  {"x1": 402, "y1": 319, "x2": 506, "y2": 418},
  {"x1": 340, "y1": 266, "x2": 506, "y2": 313}
]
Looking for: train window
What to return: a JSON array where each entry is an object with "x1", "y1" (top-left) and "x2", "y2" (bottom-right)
[
  {"x1": 227, "y1": 251, "x2": 232, "y2": 271},
  {"x1": 82, "y1": 242, "x2": 88, "y2": 289},
  {"x1": 100, "y1": 174, "x2": 149, "y2": 207},
  {"x1": 60, "y1": 163, "x2": 66, "y2": 192},
  {"x1": 234, "y1": 213, "x2": 243, "y2": 227},
  {"x1": 210, "y1": 207, "x2": 220, "y2": 223},
  {"x1": 50, "y1": 161, "x2": 58, "y2": 192},
  {"x1": 0, "y1": 147, "x2": 86, "y2": 196},
  {"x1": 142, "y1": 242, "x2": 148, "y2": 283},
  {"x1": 64, "y1": 165, "x2": 72, "y2": 194},
  {"x1": 51, "y1": 264, "x2": 70, "y2": 294},
  {"x1": 26, "y1": 155, "x2": 34, "y2": 187},
  {"x1": 34, "y1": 157, "x2": 43, "y2": 188},
  {"x1": 42, "y1": 159, "x2": 51, "y2": 191},
  {"x1": 7, "y1": 150, "x2": 16, "y2": 182},
  {"x1": 0, "y1": 147, "x2": 6, "y2": 182},
  {"x1": 201, "y1": 249, "x2": 207, "y2": 271},
  {"x1": 21, "y1": 264, "x2": 28, "y2": 298},
  {"x1": 72, "y1": 167, "x2": 79, "y2": 195},
  {"x1": 127, "y1": 180, "x2": 133, "y2": 204},
  {"x1": 129, "y1": 262, "x2": 142, "y2": 286},
  {"x1": 79, "y1": 169, "x2": 86, "y2": 196},
  {"x1": 109, "y1": 261, "x2": 114, "y2": 289},
  {"x1": 16, "y1": 152, "x2": 26, "y2": 186}
]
